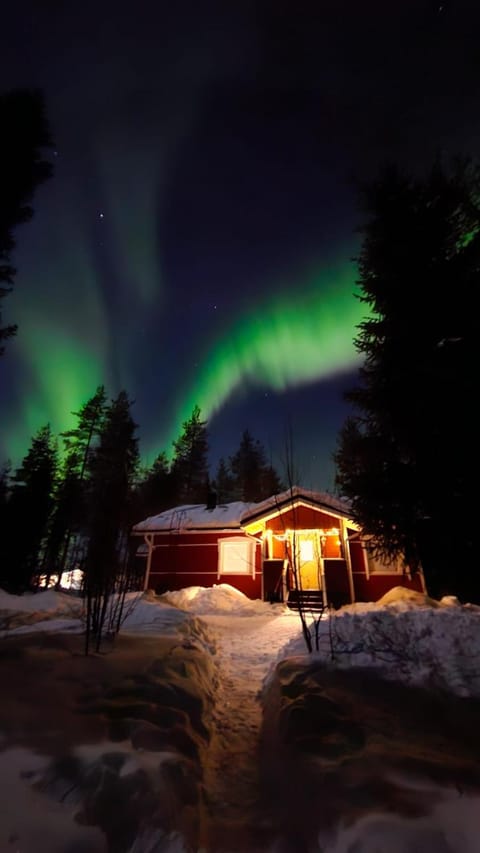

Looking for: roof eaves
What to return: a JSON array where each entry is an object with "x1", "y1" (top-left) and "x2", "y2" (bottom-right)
[{"x1": 240, "y1": 491, "x2": 352, "y2": 525}]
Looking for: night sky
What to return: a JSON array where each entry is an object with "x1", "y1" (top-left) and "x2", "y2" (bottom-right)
[{"x1": 1, "y1": 0, "x2": 479, "y2": 490}]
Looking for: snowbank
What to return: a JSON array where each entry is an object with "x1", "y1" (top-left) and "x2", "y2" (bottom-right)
[
  {"x1": 3, "y1": 584, "x2": 480, "y2": 699},
  {"x1": 0, "y1": 589, "x2": 209, "y2": 639},
  {"x1": 261, "y1": 643, "x2": 480, "y2": 852},
  {"x1": 281, "y1": 597, "x2": 480, "y2": 698},
  {"x1": 160, "y1": 583, "x2": 286, "y2": 616},
  {"x1": 0, "y1": 588, "x2": 83, "y2": 635},
  {"x1": 0, "y1": 629, "x2": 216, "y2": 852},
  {"x1": 335, "y1": 585, "x2": 456, "y2": 613},
  {"x1": 319, "y1": 792, "x2": 480, "y2": 853},
  {"x1": 0, "y1": 587, "x2": 81, "y2": 613}
]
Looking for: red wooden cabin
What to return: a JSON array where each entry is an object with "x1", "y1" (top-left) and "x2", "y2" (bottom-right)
[{"x1": 132, "y1": 486, "x2": 425, "y2": 608}]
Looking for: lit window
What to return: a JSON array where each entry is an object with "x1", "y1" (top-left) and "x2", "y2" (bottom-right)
[
  {"x1": 322, "y1": 531, "x2": 342, "y2": 559},
  {"x1": 218, "y1": 537, "x2": 255, "y2": 576},
  {"x1": 299, "y1": 539, "x2": 314, "y2": 563}
]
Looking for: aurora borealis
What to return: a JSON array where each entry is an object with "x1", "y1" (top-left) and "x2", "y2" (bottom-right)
[
  {"x1": 163, "y1": 264, "x2": 364, "y2": 455},
  {"x1": 1, "y1": 0, "x2": 479, "y2": 488}
]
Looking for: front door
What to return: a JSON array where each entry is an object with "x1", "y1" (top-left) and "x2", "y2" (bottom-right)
[{"x1": 288, "y1": 531, "x2": 321, "y2": 590}]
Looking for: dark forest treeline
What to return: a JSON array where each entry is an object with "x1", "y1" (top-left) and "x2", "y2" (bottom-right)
[{"x1": 0, "y1": 395, "x2": 284, "y2": 597}]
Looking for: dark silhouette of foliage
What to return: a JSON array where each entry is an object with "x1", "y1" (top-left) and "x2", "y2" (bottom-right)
[
  {"x1": 83, "y1": 391, "x2": 139, "y2": 652},
  {"x1": 335, "y1": 159, "x2": 479, "y2": 601},
  {"x1": 0, "y1": 89, "x2": 53, "y2": 353},
  {"x1": 42, "y1": 453, "x2": 82, "y2": 589},
  {"x1": 43, "y1": 385, "x2": 107, "y2": 586},
  {"x1": 133, "y1": 451, "x2": 175, "y2": 522},
  {"x1": 213, "y1": 457, "x2": 235, "y2": 504},
  {"x1": 0, "y1": 464, "x2": 11, "y2": 579},
  {"x1": 0, "y1": 463, "x2": 10, "y2": 512},
  {"x1": 171, "y1": 405, "x2": 209, "y2": 504},
  {"x1": 261, "y1": 462, "x2": 285, "y2": 501},
  {"x1": 0, "y1": 425, "x2": 57, "y2": 592},
  {"x1": 228, "y1": 429, "x2": 284, "y2": 502}
]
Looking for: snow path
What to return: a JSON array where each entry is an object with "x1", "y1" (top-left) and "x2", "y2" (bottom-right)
[{"x1": 199, "y1": 610, "x2": 305, "y2": 851}]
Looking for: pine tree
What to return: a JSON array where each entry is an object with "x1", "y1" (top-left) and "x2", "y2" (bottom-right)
[
  {"x1": 229, "y1": 430, "x2": 261, "y2": 501},
  {"x1": 42, "y1": 453, "x2": 84, "y2": 588},
  {"x1": 334, "y1": 159, "x2": 479, "y2": 601},
  {"x1": 0, "y1": 462, "x2": 10, "y2": 511},
  {"x1": 43, "y1": 386, "x2": 107, "y2": 586},
  {"x1": 260, "y1": 462, "x2": 284, "y2": 500},
  {"x1": 83, "y1": 391, "x2": 139, "y2": 651},
  {"x1": 134, "y1": 451, "x2": 174, "y2": 521},
  {"x1": 0, "y1": 89, "x2": 53, "y2": 353},
  {"x1": 229, "y1": 429, "x2": 283, "y2": 502},
  {"x1": 171, "y1": 405, "x2": 209, "y2": 504},
  {"x1": 0, "y1": 463, "x2": 11, "y2": 577},
  {"x1": 61, "y1": 386, "x2": 107, "y2": 475},
  {"x1": 213, "y1": 457, "x2": 235, "y2": 504},
  {"x1": 1, "y1": 425, "x2": 57, "y2": 592}
]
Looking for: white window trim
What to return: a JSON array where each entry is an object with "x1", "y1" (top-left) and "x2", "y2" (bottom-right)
[
  {"x1": 218, "y1": 537, "x2": 256, "y2": 578},
  {"x1": 365, "y1": 549, "x2": 403, "y2": 575}
]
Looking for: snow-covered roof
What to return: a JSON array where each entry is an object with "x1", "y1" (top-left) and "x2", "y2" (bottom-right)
[
  {"x1": 132, "y1": 500, "x2": 257, "y2": 533},
  {"x1": 132, "y1": 487, "x2": 352, "y2": 534}
]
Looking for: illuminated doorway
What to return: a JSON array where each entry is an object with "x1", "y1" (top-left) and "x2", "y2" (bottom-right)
[{"x1": 287, "y1": 530, "x2": 322, "y2": 589}]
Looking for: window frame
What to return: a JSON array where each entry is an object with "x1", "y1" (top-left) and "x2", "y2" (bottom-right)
[
  {"x1": 217, "y1": 536, "x2": 256, "y2": 577},
  {"x1": 364, "y1": 548, "x2": 403, "y2": 575}
]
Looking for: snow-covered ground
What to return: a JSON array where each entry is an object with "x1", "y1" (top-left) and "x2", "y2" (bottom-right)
[{"x1": 1, "y1": 583, "x2": 480, "y2": 851}]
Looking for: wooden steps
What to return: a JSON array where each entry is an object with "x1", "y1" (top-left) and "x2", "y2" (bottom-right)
[{"x1": 287, "y1": 589, "x2": 325, "y2": 614}]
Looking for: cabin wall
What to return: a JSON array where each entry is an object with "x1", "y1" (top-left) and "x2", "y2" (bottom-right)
[
  {"x1": 348, "y1": 538, "x2": 425, "y2": 602},
  {"x1": 147, "y1": 531, "x2": 262, "y2": 598},
  {"x1": 353, "y1": 572, "x2": 425, "y2": 601}
]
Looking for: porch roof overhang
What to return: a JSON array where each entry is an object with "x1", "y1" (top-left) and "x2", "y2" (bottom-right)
[{"x1": 239, "y1": 486, "x2": 354, "y2": 528}]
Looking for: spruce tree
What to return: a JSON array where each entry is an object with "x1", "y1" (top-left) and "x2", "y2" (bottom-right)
[
  {"x1": 1, "y1": 425, "x2": 57, "y2": 592},
  {"x1": 260, "y1": 463, "x2": 284, "y2": 500},
  {"x1": 0, "y1": 463, "x2": 10, "y2": 512},
  {"x1": 0, "y1": 89, "x2": 53, "y2": 353},
  {"x1": 213, "y1": 457, "x2": 235, "y2": 504},
  {"x1": 171, "y1": 405, "x2": 209, "y2": 504},
  {"x1": 43, "y1": 386, "x2": 107, "y2": 586},
  {"x1": 83, "y1": 391, "x2": 139, "y2": 650},
  {"x1": 334, "y1": 159, "x2": 479, "y2": 601},
  {"x1": 0, "y1": 464, "x2": 11, "y2": 579},
  {"x1": 42, "y1": 453, "x2": 84, "y2": 588},
  {"x1": 134, "y1": 451, "x2": 174, "y2": 521},
  {"x1": 228, "y1": 429, "x2": 284, "y2": 502}
]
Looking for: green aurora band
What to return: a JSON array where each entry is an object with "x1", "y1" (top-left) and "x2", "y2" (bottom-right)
[
  {"x1": 3, "y1": 259, "x2": 365, "y2": 468},
  {"x1": 156, "y1": 262, "x2": 365, "y2": 457},
  {"x1": 4, "y1": 329, "x2": 105, "y2": 464},
  {"x1": 1, "y1": 209, "x2": 110, "y2": 465}
]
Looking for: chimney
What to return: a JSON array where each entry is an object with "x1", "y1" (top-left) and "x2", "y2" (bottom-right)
[{"x1": 206, "y1": 484, "x2": 217, "y2": 511}]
